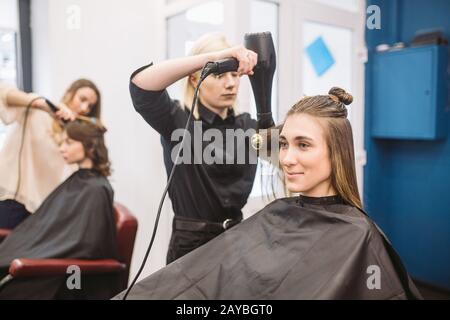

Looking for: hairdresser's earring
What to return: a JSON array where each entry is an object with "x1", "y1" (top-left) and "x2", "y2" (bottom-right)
[{"x1": 251, "y1": 133, "x2": 264, "y2": 151}]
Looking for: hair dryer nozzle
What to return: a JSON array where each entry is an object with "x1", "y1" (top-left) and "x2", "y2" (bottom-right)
[
  {"x1": 245, "y1": 32, "x2": 276, "y2": 129},
  {"x1": 245, "y1": 32, "x2": 277, "y2": 70}
]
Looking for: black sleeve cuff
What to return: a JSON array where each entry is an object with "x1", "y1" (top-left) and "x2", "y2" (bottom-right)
[
  {"x1": 130, "y1": 62, "x2": 154, "y2": 81},
  {"x1": 129, "y1": 62, "x2": 168, "y2": 107}
]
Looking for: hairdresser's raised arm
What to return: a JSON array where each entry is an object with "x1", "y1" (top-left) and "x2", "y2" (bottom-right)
[
  {"x1": 6, "y1": 89, "x2": 49, "y2": 112},
  {"x1": 6, "y1": 89, "x2": 76, "y2": 121},
  {"x1": 131, "y1": 45, "x2": 257, "y2": 91}
]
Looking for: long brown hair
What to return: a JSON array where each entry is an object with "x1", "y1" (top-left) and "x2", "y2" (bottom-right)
[
  {"x1": 65, "y1": 120, "x2": 111, "y2": 177},
  {"x1": 284, "y1": 87, "x2": 362, "y2": 210}
]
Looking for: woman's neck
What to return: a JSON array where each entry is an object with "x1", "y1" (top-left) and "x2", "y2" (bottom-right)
[
  {"x1": 199, "y1": 99, "x2": 229, "y2": 120},
  {"x1": 78, "y1": 158, "x2": 93, "y2": 170},
  {"x1": 301, "y1": 181, "x2": 337, "y2": 198},
  {"x1": 208, "y1": 106, "x2": 229, "y2": 119}
]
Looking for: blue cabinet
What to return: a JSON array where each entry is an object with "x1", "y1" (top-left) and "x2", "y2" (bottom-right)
[{"x1": 371, "y1": 45, "x2": 448, "y2": 140}]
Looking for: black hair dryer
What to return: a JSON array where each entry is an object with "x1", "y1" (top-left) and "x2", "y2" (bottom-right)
[{"x1": 245, "y1": 32, "x2": 276, "y2": 129}]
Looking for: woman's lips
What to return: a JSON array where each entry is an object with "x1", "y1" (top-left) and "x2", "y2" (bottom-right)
[
  {"x1": 222, "y1": 94, "x2": 236, "y2": 99},
  {"x1": 285, "y1": 172, "x2": 304, "y2": 179}
]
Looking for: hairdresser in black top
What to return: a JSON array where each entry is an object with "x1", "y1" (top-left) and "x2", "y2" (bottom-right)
[{"x1": 129, "y1": 32, "x2": 276, "y2": 264}]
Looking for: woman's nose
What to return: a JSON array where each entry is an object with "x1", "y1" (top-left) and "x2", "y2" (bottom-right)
[
  {"x1": 80, "y1": 102, "x2": 90, "y2": 113},
  {"x1": 280, "y1": 147, "x2": 297, "y2": 166},
  {"x1": 223, "y1": 73, "x2": 237, "y2": 88}
]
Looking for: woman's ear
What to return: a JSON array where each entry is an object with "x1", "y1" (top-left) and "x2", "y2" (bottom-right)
[{"x1": 189, "y1": 75, "x2": 199, "y2": 87}]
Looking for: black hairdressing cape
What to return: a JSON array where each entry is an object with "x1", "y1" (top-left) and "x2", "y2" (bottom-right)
[
  {"x1": 115, "y1": 195, "x2": 422, "y2": 300},
  {"x1": 0, "y1": 169, "x2": 119, "y2": 300}
]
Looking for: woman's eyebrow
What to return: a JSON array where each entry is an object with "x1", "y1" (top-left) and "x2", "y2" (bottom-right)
[
  {"x1": 80, "y1": 94, "x2": 93, "y2": 102},
  {"x1": 293, "y1": 136, "x2": 313, "y2": 142},
  {"x1": 279, "y1": 135, "x2": 313, "y2": 141}
]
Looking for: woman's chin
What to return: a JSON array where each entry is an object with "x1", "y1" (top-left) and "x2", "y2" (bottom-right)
[
  {"x1": 63, "y1": 158, "x2": 76, "y2": 165},
  {"x1": 285, "y1": 182, "x2": 306, "y2": 194}
]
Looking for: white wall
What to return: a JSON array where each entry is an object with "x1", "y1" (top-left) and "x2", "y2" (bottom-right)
[
  {"x1": 0, "y1": 0, "x2": 18, "y2": 29},
  {"x1": 31, "y1": 0, "x2": 172, "y2": 281}
]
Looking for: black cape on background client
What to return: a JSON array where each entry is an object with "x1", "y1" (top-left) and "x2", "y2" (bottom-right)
[
  {"x1": 0, "y1": 169, "x2": 119, "y2": 299},
  {"x1": 116, "y1": 195, "x2": 422, "y2": 300}
]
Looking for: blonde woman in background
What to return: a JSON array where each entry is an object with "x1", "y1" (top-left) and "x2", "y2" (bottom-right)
[
  {"x1": 129, "y1": 33, "x2": 265, "y2": 264},
  {"x1": 0, "y1": 79, "x2": 102, "y2": 229}
]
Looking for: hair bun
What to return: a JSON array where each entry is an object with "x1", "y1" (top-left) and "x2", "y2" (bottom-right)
[{"x1": 329, "y1": 87, "x2": 353, "y2": 106}]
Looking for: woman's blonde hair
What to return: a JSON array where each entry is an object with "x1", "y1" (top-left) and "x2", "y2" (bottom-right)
[
  {"x1": 283, "y1": 87, "x2": 363, "y2": 210},
  {"x1": 182, "y1": 32, "x2": 238, "y2": 119}
]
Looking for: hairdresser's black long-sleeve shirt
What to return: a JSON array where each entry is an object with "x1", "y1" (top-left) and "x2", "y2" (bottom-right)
[{"x1": 130, "y1": 64, "x2": 258, "y2": 222}]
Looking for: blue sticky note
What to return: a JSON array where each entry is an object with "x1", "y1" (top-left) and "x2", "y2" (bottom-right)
[{"x1": 305, "y1": 37, "x2": 335, "y2": 77}]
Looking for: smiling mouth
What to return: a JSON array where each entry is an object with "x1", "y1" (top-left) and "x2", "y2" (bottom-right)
[{"x1": 285, "y1": 172, "x2": 304, "y2": 178}]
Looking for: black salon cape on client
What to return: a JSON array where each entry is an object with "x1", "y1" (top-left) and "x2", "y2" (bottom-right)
[
  {"x1": 0, "y1": 169, "x2": 119, "y2": 300},
  {"x1": 116, "y1": 195, "x2": 422, "y2": 300}
]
